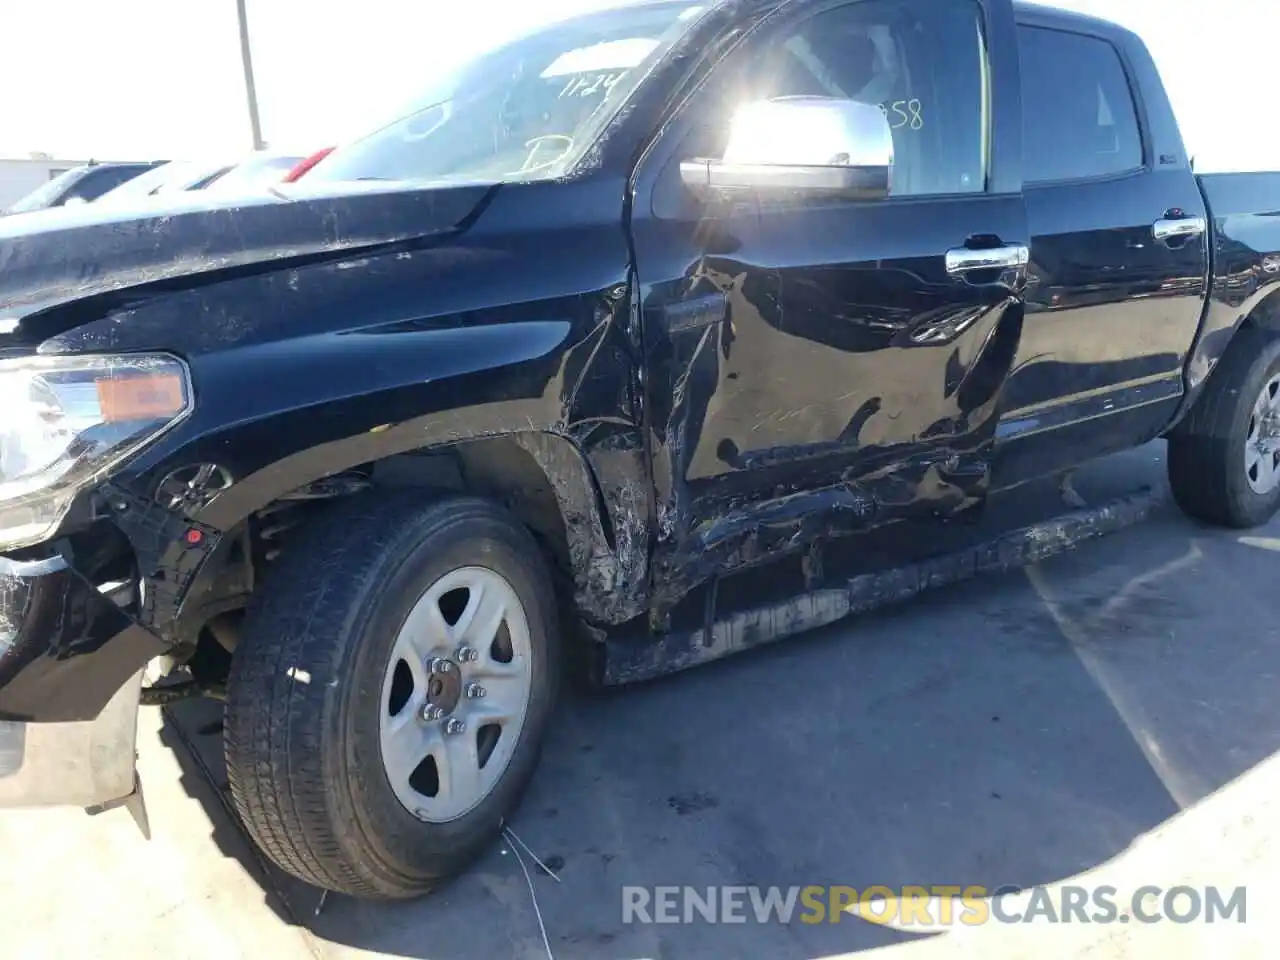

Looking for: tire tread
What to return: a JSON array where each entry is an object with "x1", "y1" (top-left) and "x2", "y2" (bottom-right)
[
  {"x1": 1168, "y1": 327, "x2": 1280, "y2": 528},
  {"x1": 224, "y1": 495, "x2": 541, "y2": 897}
]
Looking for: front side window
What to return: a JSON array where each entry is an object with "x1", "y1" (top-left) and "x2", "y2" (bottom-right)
[
  {"x1": 686, "y1": 0, "x2": 988, "y2": 198},
  {"x1": 75, "y1": 166, "x2": 147, "y2": 201},
  {"x1": 97, "y1": 163, "x2": 175, "y2": 202},
  {"x1": 306, "y1": 2, "x2": 707, "y2": 187},
  {"x1": 1019, "y1": 27, "x2": 1144, "y2": 183},
  {"x1": 96, "y1": 162, "x2": 188, "y2": 204}
]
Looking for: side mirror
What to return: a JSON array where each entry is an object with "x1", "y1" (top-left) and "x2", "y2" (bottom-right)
[{"x1": 680, "y1": 97, "x2": 893, "y2": 201}]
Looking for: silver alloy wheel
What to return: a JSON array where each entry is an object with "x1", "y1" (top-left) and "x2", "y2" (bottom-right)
[
  {"x1": 1246, "y1": 373, "x2": 1280, "y2": 495},
  {"x1": 378, "y1": 566, "x2": 533, "y2": 823}
]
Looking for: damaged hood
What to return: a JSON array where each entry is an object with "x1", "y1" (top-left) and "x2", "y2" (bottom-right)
[{"x1": 0, "y1": 179, "x2": 497, "y2": 320}]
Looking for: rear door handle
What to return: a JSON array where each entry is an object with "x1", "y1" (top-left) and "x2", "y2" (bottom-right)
[
  {"x1": 945, "y1": 245, "x2": 1029, "y2": 276},
  {"x1": 1153, "y1": 216, "x2": 1206, "y2": 241}
]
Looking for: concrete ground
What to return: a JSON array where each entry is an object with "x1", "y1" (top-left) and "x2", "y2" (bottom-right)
[{"x1": 3, "y1": 441, "x2": 1279, "y2": 959}]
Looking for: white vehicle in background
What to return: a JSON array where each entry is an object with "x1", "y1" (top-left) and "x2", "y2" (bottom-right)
[
  {"x1": 94, "y1": 152, "x2": 304, "y2": 205},
  {"x1": 203, "y1": 152, "x2": 305, "y2": 195},
  {"x1": 93, "y1": 159, "x2": 236, "y2": 204},
  {"x1": 2, "y1": 161, "x2": 163, "y2": 214}
]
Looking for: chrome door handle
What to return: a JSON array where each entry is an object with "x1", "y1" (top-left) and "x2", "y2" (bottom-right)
[
  {"x1": 1153, "y1": 216, "x2": 1206, "y2": 241},
  {"x1": 945, "y1": 245, "x2": 1029, "y2": 276}
]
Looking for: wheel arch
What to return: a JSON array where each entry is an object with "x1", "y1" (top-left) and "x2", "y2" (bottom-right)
[
  {"x1": 1239, "y1": 288, "x2": 1280, "y2": 334},
  {"x1": 363, "y1": 432, "x2": 650, "y2": 627},
  {"x1": 185, "y1": 429, "x2": 651, "y2": 635},
  {"x1": 1169, "y1": 289, "x2": 1280, "y2": 436}
]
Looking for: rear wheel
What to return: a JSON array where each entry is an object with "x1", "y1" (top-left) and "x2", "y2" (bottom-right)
[
  {"x1": 1168, "y1": 328, "x2": 1280, "y2": 528},
  {"x1": 224, "y1": 495, "x2": 559, "y2": 899}
]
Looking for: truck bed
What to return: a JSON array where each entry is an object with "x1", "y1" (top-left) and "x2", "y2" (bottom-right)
[
  {"x1": 1198, "y1": 171, "x2": 1280, "y2": 284},
  {"x1": 1181, "y1": 171, "x2": 1280, "y2": 399}
]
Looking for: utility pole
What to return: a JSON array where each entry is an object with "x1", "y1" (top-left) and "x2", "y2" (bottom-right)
[{"x1": 236, "y1": 0, "x2": 266, "y2": 150}]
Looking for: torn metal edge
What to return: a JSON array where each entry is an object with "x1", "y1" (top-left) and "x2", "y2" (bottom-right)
[{"x1": 601, "y1": 485, "x2": 1167, "y2": 684}]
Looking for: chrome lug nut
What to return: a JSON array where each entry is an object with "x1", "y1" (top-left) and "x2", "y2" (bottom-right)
[
  {"x1": 421, "y1": 704, "x2": 444, "y2": 722},
  {"x1": 465, "y1": 683, "x2": 486, "y2": 699},
  {"x1": 455, "y1": 645, "x2": 479, "y2": 663},
  {"x1": 428, "y1": 657, "x2": 453, "y2": 674},
  {"x1": 443, "y1": 718, "x2": 467, "y2": 735}
]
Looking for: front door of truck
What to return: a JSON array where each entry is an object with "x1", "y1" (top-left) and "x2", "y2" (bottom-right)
[{"x1": 631, "y1": 0, "x2": 1027, "y2": 587}]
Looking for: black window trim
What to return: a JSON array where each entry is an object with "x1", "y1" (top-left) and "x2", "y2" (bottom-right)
[{"x1": 1017, "y1": 22, "x2": 1151, "y2": 190}]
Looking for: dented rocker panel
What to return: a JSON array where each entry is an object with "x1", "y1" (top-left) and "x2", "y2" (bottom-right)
[{"x1": 603, "y1": 485, "x2": 1166, "y2": 683}]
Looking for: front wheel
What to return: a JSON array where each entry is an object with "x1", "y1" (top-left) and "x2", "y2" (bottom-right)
[
  {"x1": 1168, "y1": 327, "x2": 1280, "y2": 528},
  {"x1": 224, "y1": 495, "x2": 560, "y2": 899}
]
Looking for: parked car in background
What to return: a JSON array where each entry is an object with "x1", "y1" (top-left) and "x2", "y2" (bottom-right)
[
  {"x1": 202, "y1": 152, "x2": 305, "y2": 195},
  {"x1": 94, "y1": 159, "x2": 237, "y2": 204},
  {"x1": 3, "y1": 0, "x2": 1280, "y2": 904},
  {"x1": 282, "y1": 146, "x2": 335, "y2": 182},
  {"x1": 2, "y1": 160, "x2": 163, "y2": 214}
]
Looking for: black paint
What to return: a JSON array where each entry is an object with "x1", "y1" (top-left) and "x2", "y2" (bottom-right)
[{"x1": 2, "y1": 0, "x2": 1280, "y2": 721}]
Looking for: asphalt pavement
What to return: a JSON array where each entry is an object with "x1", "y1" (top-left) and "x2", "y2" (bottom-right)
[{"x1": 3, "y1": 441, "x2": 1279, "y2": 959}]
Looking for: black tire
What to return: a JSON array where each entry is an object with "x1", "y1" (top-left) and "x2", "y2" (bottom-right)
[
  {"x1": 1168, "y1": 327, "x2": 1280, "y2": 528},
  {"x1": 224, "y1": 494, "x2": 560, "y2": 899}
]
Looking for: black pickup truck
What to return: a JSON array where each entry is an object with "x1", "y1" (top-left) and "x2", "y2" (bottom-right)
[{"x1": 2, "y1": 0, "x2": 1279, "y2": 899}]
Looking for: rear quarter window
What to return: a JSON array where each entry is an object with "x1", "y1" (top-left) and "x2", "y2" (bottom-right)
[{"x1": 1018, "y1": 26, "x2": 1143, "y2": 184}]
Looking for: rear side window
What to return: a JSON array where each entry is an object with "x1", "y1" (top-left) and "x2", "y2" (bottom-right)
[{"x1": 1018, "y1": 27, "x2": 1143, "y2": 183}]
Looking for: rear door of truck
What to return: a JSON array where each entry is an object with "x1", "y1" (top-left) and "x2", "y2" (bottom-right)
[{"x1": 995, "y1": 7, "x2": 1211, "y2": 482}]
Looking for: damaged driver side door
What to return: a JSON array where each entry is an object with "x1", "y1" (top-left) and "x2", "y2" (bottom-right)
[{"x1": 630, "y1": 0, "x2": 1027, "y2": 607}]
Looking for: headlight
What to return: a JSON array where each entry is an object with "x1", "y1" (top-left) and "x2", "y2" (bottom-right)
[{"x1": 0, "y1": 353, "x2": 192, "y2": 550}]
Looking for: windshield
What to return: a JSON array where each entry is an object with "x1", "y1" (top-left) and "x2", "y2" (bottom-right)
[
  {"x1": 307, "y1": 1, "x2": 706, "y2": 186},
  {"x1": 5, "y1": 167, "x2": 86, "y2": 214}
]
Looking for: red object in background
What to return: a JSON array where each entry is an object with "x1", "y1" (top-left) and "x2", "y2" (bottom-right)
[{"x1": 282, "y1": 146, "x2": 335, "y2": 182}]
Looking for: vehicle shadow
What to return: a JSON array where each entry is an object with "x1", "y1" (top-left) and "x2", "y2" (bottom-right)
[
  {"x1": 161, "y1": 444, "x2": 1280, "y2": 959},
  {"x1": 155, "y1": 702, "x2": 301, "y2": 928}
]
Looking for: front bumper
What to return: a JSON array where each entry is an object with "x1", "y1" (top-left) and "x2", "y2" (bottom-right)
[
  {"x1": 0, "y1": 553, "x2": 166, "y2": 723},
  {"x1": 0, "y1": 669, "x2": 144, "y2": 808},
  {"x1": 0, "y1": 552, "x2": 167, "y2": 809}
]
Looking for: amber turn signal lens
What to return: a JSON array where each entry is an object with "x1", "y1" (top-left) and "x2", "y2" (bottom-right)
[{"x1": 96, "y1": 373, "x2": 187, "y2": 422}]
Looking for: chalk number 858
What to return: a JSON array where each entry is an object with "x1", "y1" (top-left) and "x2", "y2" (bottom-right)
[{"x1": 878, "y1": 99, "x2": 924, "y2": 130}]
